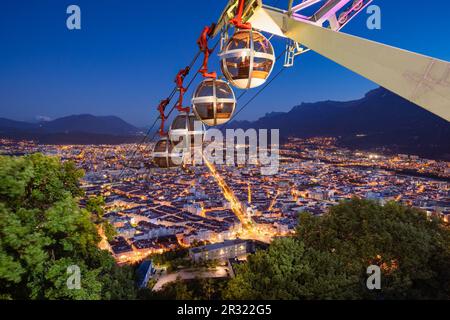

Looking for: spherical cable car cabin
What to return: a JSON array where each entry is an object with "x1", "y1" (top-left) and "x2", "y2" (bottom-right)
[
  {"x1": 192, "y1": 78, "x2": 236, "y2": 126},
  {"x1": 152, "y1": 137, "x2": 184, "y2": 169},
  {"x1": 220, "y1": 29, "x2": 275, "y2": 89},
  {"x1": 169, "y1": 112, "x2": 205, "y2": 149}
]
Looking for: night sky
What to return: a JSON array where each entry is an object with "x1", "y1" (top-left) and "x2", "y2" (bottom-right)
[{"x1": 1, "y1": 0, "x2": 449, "y2": 127}]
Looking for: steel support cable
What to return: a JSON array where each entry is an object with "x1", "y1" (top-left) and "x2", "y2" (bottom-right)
[
  {"x1": 143, "y1": 48, "x2": 287, "y2": 171},
  {"x1": 125, "y1": 44, "x2": 286, "y2": 176},
  {"x1": 229, "y1": 66, "x2": 286, "y2": 121},
  {"x1": 194, "y1": 52, "x2": 288, "y2": 175},
  {"x1": 157, "y1": 39, "x2": 219, "y2": 140},
  {"x1": 196, "y1": 49, "x2": 288, "y2": 168},
  {"x1": 117, "y1": 49, "x2": 203, "y2": 179},
  {"x1": 147, "y1": 39, "x2": 221, "y2": 144},
  {"x1": 117, "y1": 118, "x2": 159, "y2": 180},
  {"x1": 217, "y1": 48, "x2": 288, "y2": 130}
]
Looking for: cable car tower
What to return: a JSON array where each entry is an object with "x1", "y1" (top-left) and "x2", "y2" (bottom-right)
[
  {"x1": 150, "y1": 0, "x2": 450, "y2": 169},
  {"x1": 214, "y1": 0, "x2": 450, "y2": 121}
]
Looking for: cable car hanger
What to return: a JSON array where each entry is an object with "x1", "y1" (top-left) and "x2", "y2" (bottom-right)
[
  {"x1": 157, "y1": 98, "x2": 170, "y2": 137},
  {"x1": 197, "y1": 23, "x2": 218, "y2": 79},
  {"x1": 230, "y1": 0, "x2": 252, "y2": 30},
  {"x1": 174, "y1": 66, "x2": 191, "y2": 114}
]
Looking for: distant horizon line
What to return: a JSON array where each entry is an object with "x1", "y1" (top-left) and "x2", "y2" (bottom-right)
[{"x1": 0, "y1": 86, "x2": 384, "y2": 128}]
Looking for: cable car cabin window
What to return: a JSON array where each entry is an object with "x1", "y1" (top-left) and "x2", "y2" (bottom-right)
[
  {"x1": 169, "y1": 134, "x2": 185, "y2": 147},
  {"x1": 188, "y1": 115, "x2": 195, "y2": 131},
  {"x1": 253, "y1": 57, "x2": 273, "y2": 79},
  {"x1": 172, "y1": 116, "x2": 187, "y2": 130},
  {"x1": 216, "y1": 82, "x2": 235, "y2": 99},
  {"x1": 228, "y1": 33, "x2": 250, "y2": 50},
  {"x1": 188, "y1": 115, "x2": 204, "y2": 134},
  {"x1": 154, "y1": 140, "x2": 168, "y2": 152},
  {"x1": 222, "y1": 56, "x2": 250, "y2": 80},
  {"x1": 253, "y1": 34, "x2": 273, "y2": 55},
  {"x1": 236, "y1": 57, "x2": 251, "y2": 79},
  {"x1": 195, "y1": 103, "x2": 214, "y2": 120},
  {"x1": 168, "y1": 156, "x2": 178, "y2": 168},
  {"x1": 196, "y1": 82, "x2": 214, "y2": 97},
  {"x1": 154, "y1": 157, "x2": 169, "y2": 168},
  {"x1": 216, "y1": 103, "x2": 234, "y2": 119}
]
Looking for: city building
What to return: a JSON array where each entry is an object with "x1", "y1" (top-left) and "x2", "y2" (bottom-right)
[{"x1": 189, "y1": 239, "x2": 253, "y2": 262}]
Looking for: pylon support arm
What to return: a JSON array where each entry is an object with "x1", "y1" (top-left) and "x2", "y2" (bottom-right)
[{"x1": 248, "y1": 5, "x2": 450, "y2": 121}]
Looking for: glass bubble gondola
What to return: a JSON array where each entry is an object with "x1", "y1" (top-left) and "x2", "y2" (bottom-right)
[
  {"x1": 168, "y1": 112, "x2": 205, "y2": 149},
  {"x1": 220, "y1": 29, "x2": 275, "y2": 89},
  {"x1": 192, "y1": 78, "x2": 236, "y2": 126},
  {"x1": 152, "y1": 137, "x2": 184, "y2": 168}
]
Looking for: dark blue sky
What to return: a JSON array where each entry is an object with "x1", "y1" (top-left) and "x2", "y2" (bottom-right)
[{"x1": 1, "y1": 0, "x2": 449, "y2": 126}]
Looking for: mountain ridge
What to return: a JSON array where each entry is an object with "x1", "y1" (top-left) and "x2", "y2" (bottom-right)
[
  {"x1": 0, "y1": 114, "x2": 142, "y2": 136},
  {"x1": 0, "y1": 114, "x2": 143, "y2": 145},
  {"x1": 226, "y1": 87, "x2": 450, "y2": 160},
  {"x1": 1, "y1": 88, "x2": 449, "y2": 159}
]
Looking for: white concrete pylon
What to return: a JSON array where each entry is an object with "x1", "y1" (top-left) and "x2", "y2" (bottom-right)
[{"x1": 248, "y1": 6, "x2": 450, "y2": 122}]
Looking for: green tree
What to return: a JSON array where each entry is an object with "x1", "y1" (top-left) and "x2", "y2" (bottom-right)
[
  {"x1": 86, "y1": 195, "x2": 106, "y2": 222},
  {"x1": 103, "y1": 220, "x2": 118, "y2": 241},
  {"x1": 156, "y1": 277, "x2": 194, "y2": 300},
  {"x1": 297, "y1": 198, "x2": 450, "y2": 299},
  {"x1": 198, "y1": 278, "x2": 216, "y2": 300},
  {"x1": 223, "y1": 238, "x2": 358, "y2": 300},
  {"x1": 86, "y1": 195, "x2": 117, "y2": 241},
  {"x1": 142, "y1": 277, "x2": 227, "y2": 300},
  {"x1": 224, "y1": 198, "x2": 450, "y2": 300},
  {"x1": 0, "y1": 154, "x2": 136, "y2": 300}
]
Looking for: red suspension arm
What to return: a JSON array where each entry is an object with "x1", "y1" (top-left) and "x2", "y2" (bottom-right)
[
  {"x1": 197, "y1": 24, "x2": 217, "y2": 79},
  {"x1": 174, "y1": 67, "x2": 191, "y2": 113},
  {"x1": 157, "y1": 98, "x2": 170, "y2": 137},
  {"x1": 230, "y1": 0, "x2": 251, "y2": 30}
]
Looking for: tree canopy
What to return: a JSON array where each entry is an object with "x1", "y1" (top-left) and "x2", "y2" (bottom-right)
[
  {"x1": 0, "y1": 154, "x2": 136, "y2": 300},
  {"x1": 224, "y1": 198, "x2": 450, "y2": 300}
]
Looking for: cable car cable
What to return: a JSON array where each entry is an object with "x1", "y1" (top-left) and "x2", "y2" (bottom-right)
[
  {"x1": 153, "y1": 39, "x2": 221, "y2": 138},
  {"x1": 117, "y1": 48, "x2": 206, "y2": 179},
  {"x1": 121, "y1": 40, "x2": 221, "y2": 174},
  {"x1": 231, "y1": 66, "x2": 286, "y2": 121},
  {"x1": 123, "y1": 40, "x2": 282, "y2": 174},
  {"x1": 217, "y1": 48, "x2": 288, "y2": 130}
]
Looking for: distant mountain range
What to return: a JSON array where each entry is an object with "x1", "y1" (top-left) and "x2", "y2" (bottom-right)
[
  {"x1": 226, "y1": 87, "x2": 450, "y2": 160},
  {"x1": 0, "y1": 114, "x2": 143, "y2": 145},
  {"x1": 1, "y1": 88, "x2": 449, "y2": 159}
]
